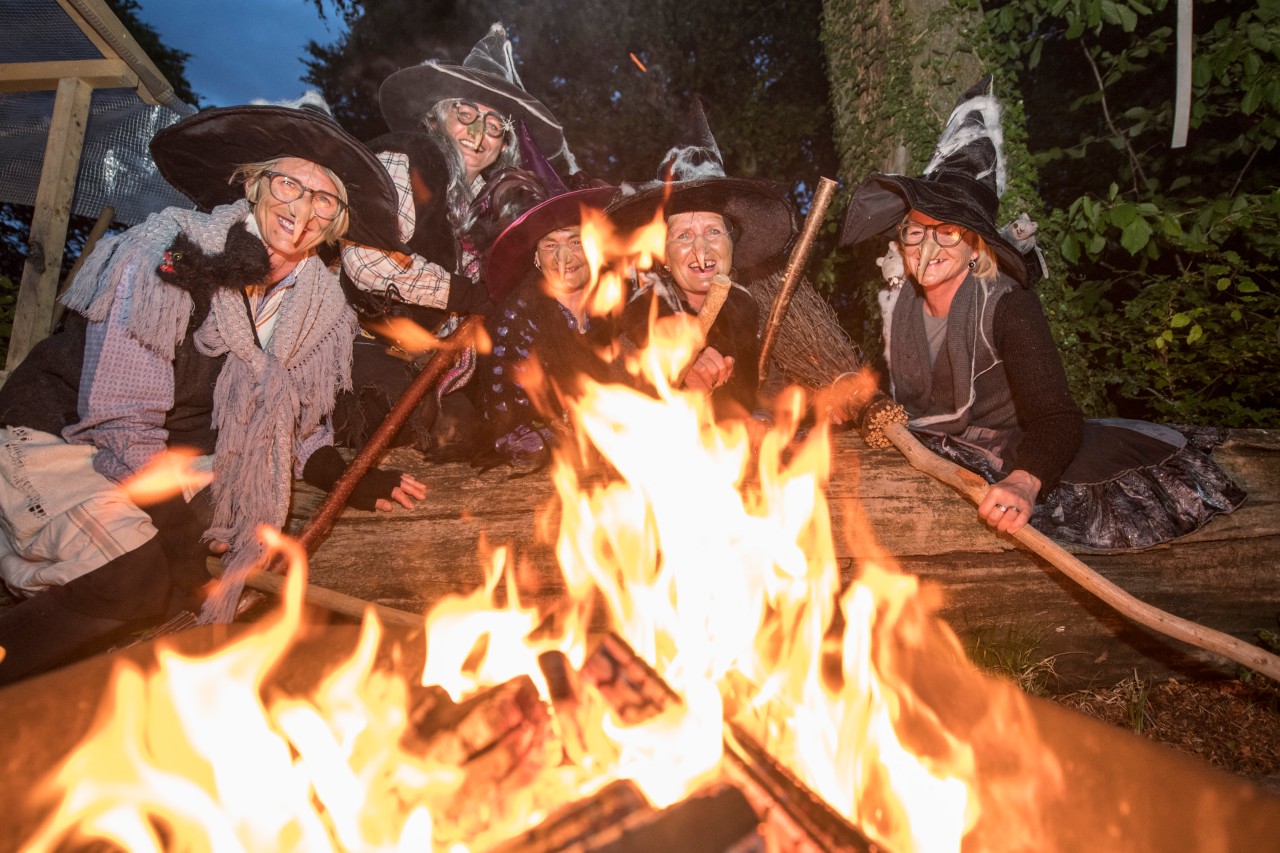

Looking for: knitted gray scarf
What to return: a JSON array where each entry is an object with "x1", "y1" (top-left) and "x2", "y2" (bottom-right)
[
  {"x1": 63, "y1": 200, "x2": 357, "y2": 623},
  {"x1": 888, "y1": 272, "x2": 1016, "y2": 435}
]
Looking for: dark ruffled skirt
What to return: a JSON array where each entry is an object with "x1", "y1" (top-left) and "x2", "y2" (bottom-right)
[{"x1": 915, "y1": 419, "x2": 1247, "y2": 551}]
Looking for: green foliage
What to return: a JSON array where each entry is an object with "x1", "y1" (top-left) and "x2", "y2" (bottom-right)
[
  {"x1": 306, "y1": 0, "x2": 838, "y2": 195},
  {"x1": 963, "y1": 621, "x2": 1060, "y2": 697},
  {"x1": 976, "y1": 0, "x2": 1280, "y2": 425}
]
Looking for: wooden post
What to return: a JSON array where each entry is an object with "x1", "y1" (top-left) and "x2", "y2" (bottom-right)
[{"x1": 6, "y1": 77, "x2": 92, "y2": 370}]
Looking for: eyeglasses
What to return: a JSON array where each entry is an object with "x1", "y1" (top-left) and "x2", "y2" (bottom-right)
[
  {"x1": 898, "y1": 221, "x2": 967, "y2": 247},
  {"x1": 451, "y1": 101, "x2": 510, "y2": 139},
  {"x1": 262, "y1": 172, "x2": 346, "y2": 220}
]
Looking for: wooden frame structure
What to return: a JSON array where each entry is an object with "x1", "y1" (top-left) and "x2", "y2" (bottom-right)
[{"x1": 0, "y1": 0, "x2": 185, "y2": 372}]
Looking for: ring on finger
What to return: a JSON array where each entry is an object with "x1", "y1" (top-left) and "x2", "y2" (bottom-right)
[{"x1": 994, "y1": 503, "x2": 1009, "y2": 512}]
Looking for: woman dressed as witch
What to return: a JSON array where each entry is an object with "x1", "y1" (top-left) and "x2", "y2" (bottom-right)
[
  {"x1": 839, "y1": 78, "x2": 1245, "y2": 549},
  {"x1": 0, "y1": 94, "x2": 420, "y2": 685},
  {"x1": 608, "y1": 99, "x2": 796, "y2": 423},
  {"x1": 475, "y1": 128, "x2": 619, "y2": 463},
  {"x1": 336, "y1": 23, "x2": 575, "y2": 456}
]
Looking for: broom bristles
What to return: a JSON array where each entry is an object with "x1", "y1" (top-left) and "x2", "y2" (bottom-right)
[{"x1": 747, "y1": 269, "x2": 864, "y2": 388}]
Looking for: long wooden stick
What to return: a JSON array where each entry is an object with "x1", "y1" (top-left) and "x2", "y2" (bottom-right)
[
  {"x1": 207, "y1": 557, "x2": 422, "y2": 628},
  {"x1": 299, "y1": 314, "x2": 484, "y2": 554},
  {"x1": 757, "y1": 176, "x2": 839, "y2": 377},
  {"x1": 882, "y1": 421, "x2": 1280, "y2": 681}
]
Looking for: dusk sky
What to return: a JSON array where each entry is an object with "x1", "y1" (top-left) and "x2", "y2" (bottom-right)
[{"x1": 132, "y1": 0, "x2": 345, "y2": 108}]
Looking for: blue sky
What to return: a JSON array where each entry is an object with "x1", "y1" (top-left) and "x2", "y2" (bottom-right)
[{"x1": 133, "y1": 0, "x2": 345, "y2": 108}]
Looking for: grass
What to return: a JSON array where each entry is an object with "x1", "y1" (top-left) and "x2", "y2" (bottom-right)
[{"x1": 962, "y1": 621, "x2": 1063, "y2": 697}]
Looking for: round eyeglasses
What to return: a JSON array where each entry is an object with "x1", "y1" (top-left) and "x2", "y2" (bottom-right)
[
  {"x1": 452, "y1": 101, "x2": 510, "y2": 140},
  {"x1": 898, "y1": 221, "x2": 967, "y2": 247},
  {"x1": 262, "y1": 171, "x2": 346, "y2": 220}
]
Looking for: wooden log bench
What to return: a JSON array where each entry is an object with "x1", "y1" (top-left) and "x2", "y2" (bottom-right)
[{"x1": 286, "y1": 428, "x2": 1280, "y2": 690}]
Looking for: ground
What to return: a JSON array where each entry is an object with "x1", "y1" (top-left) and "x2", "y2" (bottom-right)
[{"x1": 1052, "y1": 674, "x2": 1280, "y2": 794}]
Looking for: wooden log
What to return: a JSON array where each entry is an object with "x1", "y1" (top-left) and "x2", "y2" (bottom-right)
[
  {"x1": 286, "y1": 429, "x2": 1280, "y2": 688},
  {"x1": 487, "y1": 779, "x2": 650, "y2": 853}
]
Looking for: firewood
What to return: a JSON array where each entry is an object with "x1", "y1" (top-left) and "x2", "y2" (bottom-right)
[
  {"x1": 486, "y1": 779, "x2": 649, "y2": 853},
  {"x1": 722, "y1": 721, "x2": 875, "y2": 853},
  {"x1": 487, "y1": 780, "x2": 762, "y2": 853},
  {"x1": 412, "y1": 675, "x2": 555, "y2": 771},
  {"x1": 585, "y1": 783, "x2": 761, "y2": 853},
  {"x1": 579, "y1": 633, "x2": 681, "y2": 725},
  {"x1": 538, "y1": 649, "x2": 590, "y2": 763}
]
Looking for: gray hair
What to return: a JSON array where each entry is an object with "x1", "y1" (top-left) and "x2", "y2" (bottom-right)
[{"x1": 424, "y1": 99, "x2": 521, "y2": 234}]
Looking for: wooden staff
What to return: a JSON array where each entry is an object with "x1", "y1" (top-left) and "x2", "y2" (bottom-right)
[
  {"x1": 298, "y1": 314, "x2": 485, "y2": 554},
  {"x1": 882, "y1": 420, "x2": 1280, "y2": 681},
  {"x1": 674, "y1": 273, "x2": 733, "y2": 387},
  {"x1": 51, "y1": 205, "x2": 114, "y2": 327},
  {"x1": 228, "y1": 315, "x2": 485, "y2": 625},
  {"x1": 757, "y1": 177, "x2": 839, "y2": 377}
]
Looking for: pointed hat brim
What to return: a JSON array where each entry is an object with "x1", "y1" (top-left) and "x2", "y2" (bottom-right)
[
  {"x1": 379, "y1": 62, "x2": 566, "y2": 159},
  {"x1": 840, "y1": 172, "x2": 1027, "y2": 285}
]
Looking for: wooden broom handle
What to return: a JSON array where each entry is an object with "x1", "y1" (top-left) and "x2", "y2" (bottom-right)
[
  {"x1": 882, "y1": 421, "x2": 1280, "y2": 681},
  {"x1": 758, "y1": 176, "x2": 839, "y2": 377}
]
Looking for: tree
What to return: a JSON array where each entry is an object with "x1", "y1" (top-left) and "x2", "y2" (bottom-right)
[
  {"x1": 304, "y1": 0, "x2": 839, "y2": 197},
  {"x1": 822, "y1": 0, "x2": 1279, "y2": 426}
]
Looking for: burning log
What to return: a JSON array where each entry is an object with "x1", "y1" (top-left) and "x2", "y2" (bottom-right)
[
  {"x1": 580, "y1": 631, "x2": 878, "y2": 852},
  {"x1": 489, "y1": 780, "x2": 761, "y2": 853}
]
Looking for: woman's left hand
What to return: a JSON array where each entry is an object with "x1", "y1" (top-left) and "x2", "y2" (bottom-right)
[
  {"x1": 978, "y1": 469, "x2": 1041, "y2": 534},
  {"x1": 374, "y1": 473, "x2": 426, "y2": 512}
]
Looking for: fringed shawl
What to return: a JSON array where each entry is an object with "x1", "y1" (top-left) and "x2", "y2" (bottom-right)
[{"x1": 63, "y1": 200, "x2": 357, "y2": 622}]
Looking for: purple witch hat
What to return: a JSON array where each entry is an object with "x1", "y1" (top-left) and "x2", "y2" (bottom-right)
[{"x1": 482, "y1": 122, "x2": 616, "y2": 304}]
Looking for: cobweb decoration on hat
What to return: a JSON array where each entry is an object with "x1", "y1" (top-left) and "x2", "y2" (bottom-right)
[
  {"x1": 656, "y1": 96, "x2": 726, "y2": 182},
  {"x1": 923, "y1": 76, "x2": 1006, "y2": 198},
  {"x1": 466, "y1": 22, "x2": 525, "y2": 88},
  {"x1": 249, "y1": 89, "x2": 334, "y2": 118}
]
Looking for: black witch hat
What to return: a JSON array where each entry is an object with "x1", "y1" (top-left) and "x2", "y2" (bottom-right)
[
  {"x1": 606, "y1": 98, "x2": 795, "y2": 272},
  {"x1": 839, "y1": 77, "x2": 1028, "y2": 285},
  {"x1": 149, "y1": 91, "x2": 401, "y2": 252},
  {"x1": 378, "y1": 22, "x2": 569, "y2": 165}
]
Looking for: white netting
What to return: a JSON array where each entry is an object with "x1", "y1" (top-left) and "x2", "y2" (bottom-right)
[{"x1": 0, "y1": 0, "x2": 197, "y2": 226}]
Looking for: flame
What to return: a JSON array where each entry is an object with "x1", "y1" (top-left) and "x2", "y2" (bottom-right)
[
  {"x1": 21, "y1": 212, "x2": 1060, "y2": 852},
  {"x1": 361, "y1": 317, "x2": 492, "y2": 359},
  {"x1": 119, "y1": 447, "x2": 214, "y2": 505}
]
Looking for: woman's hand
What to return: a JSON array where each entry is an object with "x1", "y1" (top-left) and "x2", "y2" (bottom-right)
[
  {"x1": 978, "y1": 469, "x2": 1041, "y2": 534},
  {"x1": 374, "y1": 472, "x2": 426, "y2": 512},
  {"x1": 684, "y1": 346, "x2": 735, "y2": 392}
]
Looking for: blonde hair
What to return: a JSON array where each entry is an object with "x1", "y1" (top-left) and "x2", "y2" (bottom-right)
[
  {"x1": 234, "y1": 157, "x2": 350, "y2": 243},
  {"x1": 969, "y1": 234, "x2": 1000, "y2": 282}
]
